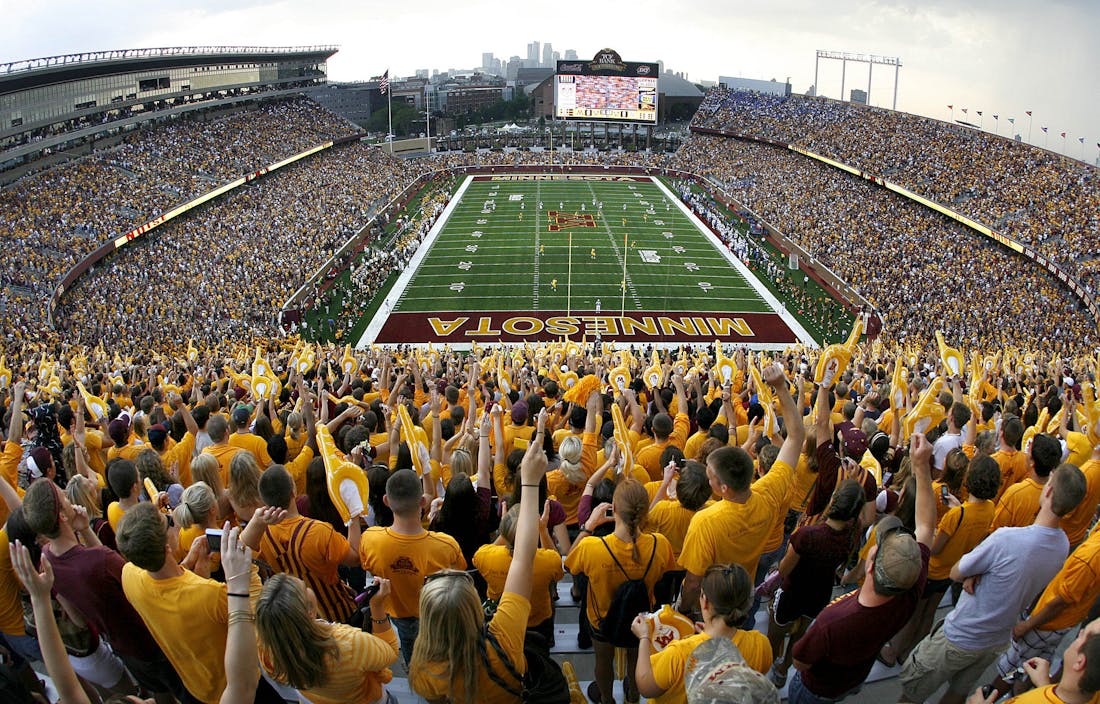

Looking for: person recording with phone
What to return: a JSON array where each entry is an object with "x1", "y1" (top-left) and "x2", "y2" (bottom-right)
[{"x1": 256, "y1": 574, "x2": 399, "y2": 704}]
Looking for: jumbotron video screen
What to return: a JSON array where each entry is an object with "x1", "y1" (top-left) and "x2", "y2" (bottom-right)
[{"x1": 554, "y1": 49, "x2": 658, "y2": 124}]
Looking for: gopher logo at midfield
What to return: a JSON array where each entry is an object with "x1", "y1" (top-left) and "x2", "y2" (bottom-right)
[{"x1": 547, "y1": 211, "x2": 596, "y2": 232}]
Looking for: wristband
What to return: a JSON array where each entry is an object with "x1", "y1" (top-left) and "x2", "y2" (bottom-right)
[
  {"x1": 521, "y1": 484, "x2": 540, "y2": 488},
  {"x1": 227, "y1": 592, "x2": 250, "y2": 599},
  {"x1": 371, "y1": 616, "x2": 390, "y2": 624}
]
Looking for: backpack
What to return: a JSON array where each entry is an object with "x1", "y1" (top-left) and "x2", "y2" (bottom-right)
[
  {"x1": 598, "y1": 536, "x2": 657, "y2": 648},
  {"x1": 482, "y1": 628, "x2": 571, "y2": 704}
]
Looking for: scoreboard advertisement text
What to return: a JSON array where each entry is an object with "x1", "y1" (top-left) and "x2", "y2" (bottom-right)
[{"x1": 554, "y1": 49, "x2": 658, "y2": 124}]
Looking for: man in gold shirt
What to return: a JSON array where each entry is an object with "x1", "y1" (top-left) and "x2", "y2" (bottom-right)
[{"x1": 117, "y1": 502, "x2": 264, "y2": 704}]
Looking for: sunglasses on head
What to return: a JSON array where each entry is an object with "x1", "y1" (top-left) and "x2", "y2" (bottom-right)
[{"x1": 424, "y1": 569, "x2": 474, "y2": 585}]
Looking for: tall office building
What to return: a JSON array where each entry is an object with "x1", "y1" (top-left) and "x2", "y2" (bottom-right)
[
  {"x1": 564, "y1": 49, "x2": 578, "y2": 60},
  {"x1": 542, "y1": 43, "x2": 553, "y2": 68},
  {"x1": 481, "y1": 52, "x2": 494, "y2": 73},
  {"x1": 527, "y1": 41, "x2": 540, "y2": 67}
]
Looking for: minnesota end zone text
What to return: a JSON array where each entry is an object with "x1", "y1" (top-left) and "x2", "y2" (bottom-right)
[{"x1": 374, "y1": 311, "x2": 799, "y2": 344}]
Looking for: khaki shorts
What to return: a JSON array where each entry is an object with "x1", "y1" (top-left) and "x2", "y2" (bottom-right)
[{"x1": 900, "y1": 624, "x2": 1004, "y2": 701}]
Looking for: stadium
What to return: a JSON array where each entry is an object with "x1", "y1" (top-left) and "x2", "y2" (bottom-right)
[{"x1": 0, "y1": 32, "x2": 1098, "y2": 704}]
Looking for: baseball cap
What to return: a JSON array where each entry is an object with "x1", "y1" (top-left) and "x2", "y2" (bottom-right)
[
  {"x1": 511, "y1": 401, "x2": 528, "y2": 425},
  {"x1": 147, "y1": 423, "x2": 168, "y2": 444},
  {"x1": 841, "y1": 426, "x2": 868, "y2": 459},
  {"x1": 685, "y1": 637, "x2": 779, "y2": 704},
  {"x1": 108, "y1": 416, "x2": 131, "y2": 445},
  {"x1": 231, "y1": 407, "x2": 251, "y2": 427},
  {"x1": 872, "y1": 515, "x2": 922, "y2": 596}
]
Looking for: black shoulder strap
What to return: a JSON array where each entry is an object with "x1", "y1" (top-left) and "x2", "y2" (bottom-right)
[
  {"x1": 480, "y1": 626, "x2": 524, "y2": 699},
  {"x1": 599, "y1": 535, "x2": 658, "y2": 581}
]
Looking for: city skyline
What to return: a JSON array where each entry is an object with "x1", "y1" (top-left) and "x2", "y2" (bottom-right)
[{"x1": 2, "y1": 0, "x2": 1097, "y2": 159}]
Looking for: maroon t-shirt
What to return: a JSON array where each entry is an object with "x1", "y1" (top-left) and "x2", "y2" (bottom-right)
[
  {"x1": 792, "y1": 543, "x2": 930, "y2": 697},
  {"x1": 45, "y1": 543, "x2": 163, "y2": 658},
  {"x1": 780, "y1": 521, "x2": 859, "y2": 618},
  {"x1": 807, "y1": 441, "x2": 878, "y2": 518}
]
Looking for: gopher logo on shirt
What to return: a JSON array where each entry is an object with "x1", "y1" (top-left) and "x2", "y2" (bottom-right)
[{"x1": 390, "y1": 556, "x2": 418, "y2": 574}]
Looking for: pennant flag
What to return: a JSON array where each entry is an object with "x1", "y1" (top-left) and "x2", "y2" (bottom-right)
[
  {"x1": 379, "y1": 70, "x2": 389, "y2": 95},
  {"x1": 947, "y1": 104, "x2": 953, "y2": 109},
  {"x1": 1061, "y1": 132, "x2": 1066, "y2": 139},
  {"x1": 992, "y1": 114, "x2": 999, "y2": 120},
  {"x1": 1008, "y1": 117, "x2": 1015, "y2": 124},
  {"x1": 961, "y1": 108, "x2": 968, "y2": 113},
  {"x1": 1026, "y1": 110, "x2": 1033, "y2": 116},
  {"x1": 1041, "y1": 126, "x2": 1048, "y2": 133},
  {"x1": 1079, "y1": 137, "x2": 1085, "y2": 144},
  {"x1": 976, "y1": 110, "x2": 983, "y2": 116}
]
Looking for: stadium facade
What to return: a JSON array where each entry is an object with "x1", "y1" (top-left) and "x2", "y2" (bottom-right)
[{"x1": 0, "y1": 45, "x2": 337, "y2": 173}]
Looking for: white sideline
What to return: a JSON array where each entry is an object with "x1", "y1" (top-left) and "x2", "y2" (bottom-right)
[
  {"x1": 357, "y1": 175, "x2": 476, "y2": 348},
  {"x1": 648, "y1": 176, "x2": 817, "y2": 349}
]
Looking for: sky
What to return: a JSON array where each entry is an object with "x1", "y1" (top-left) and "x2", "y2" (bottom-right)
[{"x1": 2, "y1": 0, "x2": 1097, "y2": 159}]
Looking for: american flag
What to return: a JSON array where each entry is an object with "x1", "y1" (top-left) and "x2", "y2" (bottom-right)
[{"x1": 379, "y1": 70, "x2": 389, "y2": 95}]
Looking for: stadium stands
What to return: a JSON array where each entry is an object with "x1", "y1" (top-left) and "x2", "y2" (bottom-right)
[{"x1": 693, "y1": 88, "x2": 1100, "y2": 293}]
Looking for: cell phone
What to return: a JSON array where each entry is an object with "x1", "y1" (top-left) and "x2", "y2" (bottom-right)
[
  {"x1": 981, "y1": 685, "x2": 994, "y2": 698},
  {"x1": 941, "y1": 486, "x2": 950, "y2": 501},
  {"x1": 205, "y1": 528, "x2": 224, "y2": 552},
  {"x1": 356, "y1": 579, "x2": 381, "y2": 605},
  {"x1": 605, "y1": 508, "x2": 614, "y2": 519}
]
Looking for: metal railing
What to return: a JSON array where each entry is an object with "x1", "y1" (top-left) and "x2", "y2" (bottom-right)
[{"x1": 0, "y1": 45, "x2": 339, "y2": 76}]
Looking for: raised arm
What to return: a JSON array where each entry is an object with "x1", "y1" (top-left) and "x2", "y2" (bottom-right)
[
  {"x1": 765, "y1": 363, "x2": 805, "y2": 470},
  {"x1": 7, "y1": 380, "x2": 25, "y2": 446},
  {"x1": 909, "y1": 432, "x2": 936, "y2": 547},
  {"x1": 429, "y1": 389, "x2": 442, "y2": 464},
  {"x1": 503, "y1": 409, "x2": 548, "y2": 599},
  {"x1": 171, "y1": 391, "x2": 199, "y2": 437},
  {"x1": 11, "y1": 542, "x2": 91, "y2": 704},
  {"x1": 477, "y1": 409, "x2": 492, "y2": 491},
  {"x1": 220, "y1": 526, "x2": 260, "y2": 704},
  {"x1": 814, "y1": 381, "x2": 831, "y2": 449}
]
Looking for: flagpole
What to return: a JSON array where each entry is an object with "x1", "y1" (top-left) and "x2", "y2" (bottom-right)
[
  {"x1": 387, "y1": 85, "x2": 393, "y2": 155},
  {"x1": 1028, "y1": 112, "x2": 1033, "y2": 144},
  {"x1": 567, "y1": 231, "x2": 573, "y2": 318},
  {"x1": 621, "y1": 231, "x2": 628, "y2": 317}
]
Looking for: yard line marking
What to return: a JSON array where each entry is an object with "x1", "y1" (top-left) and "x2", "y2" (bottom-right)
[{"x1": 586, "y1": 181, "x2": 643, "y2": 311}]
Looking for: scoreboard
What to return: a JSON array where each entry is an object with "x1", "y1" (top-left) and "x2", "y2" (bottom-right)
[{"x1": 554, "y1": 50, "x2": 658, "y2": 124}]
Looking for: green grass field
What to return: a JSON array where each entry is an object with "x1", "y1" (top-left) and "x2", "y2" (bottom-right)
[
  {"x1": 393, "y1": 176, "x2": 772, "y2": 315},
  {"x1": 358, "y1": 174, "x2": 812, "y2": 347}
]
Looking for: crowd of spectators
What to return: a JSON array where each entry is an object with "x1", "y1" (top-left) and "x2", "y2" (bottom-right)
[
  {"x1": 0, "y1": 97, "x2": 358, "y2": 347},
  {"x1": 1, "y1": 337, "x2": 1098, "y2": 703},
  {"x1": 0, "y1": 89, "x2": 1093, "y2": 369},
  {"x1": 672, "y1": 133, "x2": 1094, "y2": 354},
  {"x1": 55, "y1": 141, "x2": 416, "y2": 351},
  {"x1": 693, "y1": 88, "x2": 1100, "y2": 293}
]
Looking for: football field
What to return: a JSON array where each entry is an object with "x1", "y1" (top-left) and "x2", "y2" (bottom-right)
[{"x1": 360, "y1": 174, "x2": 812, "y2": 348}]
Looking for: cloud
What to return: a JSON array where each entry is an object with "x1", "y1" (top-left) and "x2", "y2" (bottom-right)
[{"x1": 1, "y1": 0, "x2": 1095, "y2": 154}]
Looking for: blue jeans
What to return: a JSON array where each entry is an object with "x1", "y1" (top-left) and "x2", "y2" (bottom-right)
[
  {"x1": 2, "y1": 633, "x2": 42, "y2": 668},
  {"x1": 392, "y1": 616, "x2": 419, "y2": 667},
  {"x1": 788, "y1": 670, "x2": 858, "y2": 704}
]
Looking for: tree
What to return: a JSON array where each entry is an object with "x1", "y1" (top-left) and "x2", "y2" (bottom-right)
[{"x1": 369, "y1": 104, "x2": 419, "y2": 137}]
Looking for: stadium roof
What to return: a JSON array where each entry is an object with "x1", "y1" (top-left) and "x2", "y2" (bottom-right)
[
  {"x1": 0, "y1": 45, "x2": 339, "y2": 94},
  {"x1": 658, "y1": 73, "x2": 704, "y2": 98}
]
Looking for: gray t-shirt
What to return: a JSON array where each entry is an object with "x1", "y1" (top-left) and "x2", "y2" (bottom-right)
[{"x1": 945, "y1": 524, "x2": 1068, "y2": 650}]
